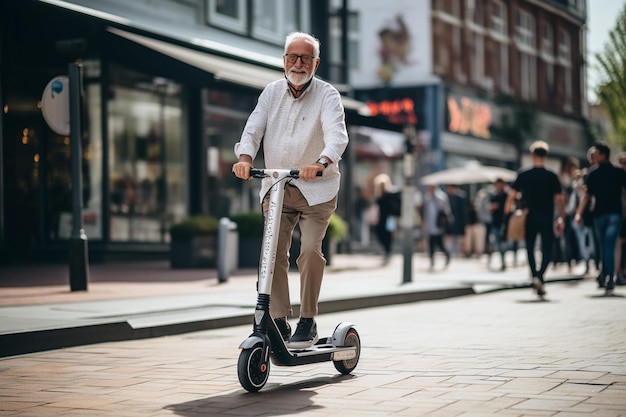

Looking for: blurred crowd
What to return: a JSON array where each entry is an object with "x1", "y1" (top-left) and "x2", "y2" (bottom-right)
[{"x1": 355, "y1": 142, "x2": 626, "y2": 295}]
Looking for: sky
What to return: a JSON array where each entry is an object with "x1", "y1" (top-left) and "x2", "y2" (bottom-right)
[{"x1": 586, "y1": 0, "x2": 625, "y2": 102}]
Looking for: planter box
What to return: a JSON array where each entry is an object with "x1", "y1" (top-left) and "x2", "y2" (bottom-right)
[
  {"x1": 238, "y1": 236, "x2": 262, "y2": 268},
  {"x1": 170, "y1": 235, "x2": 217, "y2": 268}
]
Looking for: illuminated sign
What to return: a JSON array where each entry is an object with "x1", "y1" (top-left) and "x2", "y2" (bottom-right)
[
  {"x1": 447, "y1": 96, "x2": 492, "y2": 139},
  {"x1": 365, "y1": 98, "x2": 418, "y2": 126}
]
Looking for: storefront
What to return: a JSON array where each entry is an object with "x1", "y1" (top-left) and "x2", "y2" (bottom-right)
[
  {"x1": 0, "y1": 1, "x2": 366, "y2": 263},
  {"x1": 442, "y1": 91, "x2": 518, "y2": 170},
  {"x1": 354, "y1": 85, "x2": 435, "y2": 186},
  {"x1": 520, "y1": 112, "x2": 590, "y2": 172},
  {"x1": 443, "y1": 89, "x2": 590, "y2": 174}
]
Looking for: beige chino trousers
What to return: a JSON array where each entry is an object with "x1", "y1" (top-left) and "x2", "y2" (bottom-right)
[{"x1": 263, "y1": 184, "x2": 336, "y2": 319}]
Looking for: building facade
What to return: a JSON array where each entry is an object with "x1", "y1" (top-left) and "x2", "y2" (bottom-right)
[
  {"x1": 0, "y1": 0, "x2": 372, "y2": 263},
  {"x1": 431, "y1": 0, "x2": 590, "y2": 172},
  {"x1": 0, "y1": 0, "x2": 592, "y2": 264},
  {"x1": 347, "y1": 0, "x2": 590, "y2": 178}
]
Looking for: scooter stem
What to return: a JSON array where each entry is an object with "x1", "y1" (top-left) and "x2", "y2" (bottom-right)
[{"x1": 257, "y1": 170, "x2": 292, "y2": 297}]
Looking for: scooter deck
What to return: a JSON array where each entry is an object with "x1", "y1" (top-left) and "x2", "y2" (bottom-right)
[
  {"x1": 288, "y1": 343, "x2": 357, "y2": 360},
  {"x1": 269, "y1": 333, "x2": 358, "y2": 366}
]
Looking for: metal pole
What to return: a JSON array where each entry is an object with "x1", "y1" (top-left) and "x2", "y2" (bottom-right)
[
  {"x1": 402, "y1": 126, "x2": 416, "y2": 284},
  {"x1": 0, "y1": 73, "x2": 5, "y2": 256},
  {"x1": 340, "y1": 0, "x2": 349, "y2": 84},
  {"x1": 68, "y1": 62, "x2": 89, "y2": 291}
]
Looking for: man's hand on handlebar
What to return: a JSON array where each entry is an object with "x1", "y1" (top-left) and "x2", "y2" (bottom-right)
[
  {"x1": 299, "y1": 164, "x2": 324, "y2": 181},
  {"x1": 232, "y1": 161, "x2": 253, "y2": 180}
]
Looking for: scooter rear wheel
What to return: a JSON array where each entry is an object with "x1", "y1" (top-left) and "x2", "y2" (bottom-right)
[
  {"x1": 333, "y1": 328, "x2": 360, "y2": 374},
  {"x1": 237, "y1": 343, "x2": 269, "y2": 392}
]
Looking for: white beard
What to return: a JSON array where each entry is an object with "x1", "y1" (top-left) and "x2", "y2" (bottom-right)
[{"x1": 286, "y1": 70, "x2": 312, "y2": 87}]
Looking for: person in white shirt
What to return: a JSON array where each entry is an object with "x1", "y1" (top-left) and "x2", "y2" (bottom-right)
[{"x1": 232, "y1": 32, "x2": 349, "y2": 348}]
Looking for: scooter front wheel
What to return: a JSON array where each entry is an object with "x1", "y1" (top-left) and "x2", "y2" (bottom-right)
[
  {"x1": 333, "y1": 328, "x2": 361, "y2": 375},
  {"x1": 237, "y1": 343, "x2": 270, "y2": 392}
]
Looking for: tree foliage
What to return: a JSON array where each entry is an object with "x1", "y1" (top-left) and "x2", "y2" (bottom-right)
[{"x1": 594, "y1": 4, "x2": 626, "y2": 149}]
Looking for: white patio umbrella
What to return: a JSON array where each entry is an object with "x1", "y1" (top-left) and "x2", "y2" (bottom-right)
[{"x1": 420, "y1": 161, "x2": 517, "y2": 185}]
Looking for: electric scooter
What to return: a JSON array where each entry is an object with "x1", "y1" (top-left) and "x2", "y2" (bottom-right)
[{"x1": 237, "y1": 168, "x2": 361, "y2": 393}]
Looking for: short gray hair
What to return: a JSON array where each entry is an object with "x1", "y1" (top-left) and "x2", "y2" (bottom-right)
[{"x1": 284, "y1": 32, "x2": 320, "y2": 57}]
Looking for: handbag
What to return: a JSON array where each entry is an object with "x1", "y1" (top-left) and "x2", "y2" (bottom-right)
[
  {"x1": 365, "y1": 204, "x2": 379, "y2": 226},
  {"x1": 506, "y1": 209, "x2": 527, "y2": 241},
  {"x1": 436, "y1": 210, "x2": 449, "y2": 231}
]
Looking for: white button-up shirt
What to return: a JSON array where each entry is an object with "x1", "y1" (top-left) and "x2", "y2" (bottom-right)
[{"x1": 235, "y1": 76, "x2": 349, "y2": 206}]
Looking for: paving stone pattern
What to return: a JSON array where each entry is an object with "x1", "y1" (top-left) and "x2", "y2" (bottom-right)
[{"x1": 1, "y1": 278, "x2": 625, "y2": 416}]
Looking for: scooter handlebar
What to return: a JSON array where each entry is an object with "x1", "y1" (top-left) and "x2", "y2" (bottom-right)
[{"x1": 249, "y1": 168, "x2": 322, "y2": 179}]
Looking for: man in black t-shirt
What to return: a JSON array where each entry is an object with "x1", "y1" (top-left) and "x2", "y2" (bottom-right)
[
  {"x1": 506, "y1": 141, "x2": 565, "y2": 297},
  {"x1": 575, "y1": 142, "x2": 626, "y2": 295}
]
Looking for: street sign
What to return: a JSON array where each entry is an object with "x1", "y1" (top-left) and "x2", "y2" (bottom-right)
[{"x1": 41, "y1": 76, "x2": 70, "y2": 136}]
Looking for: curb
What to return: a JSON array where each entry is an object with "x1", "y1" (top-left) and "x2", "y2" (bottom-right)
[{"x1": 0, "y1": 286, "x2": 474, "y2": 358}]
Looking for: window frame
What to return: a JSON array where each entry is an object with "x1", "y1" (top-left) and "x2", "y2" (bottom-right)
[
  {"x1": 515, "y1": 9, "x2": 535, "y2": 53},
  {"x1": 252, "y1": 0, "x2": 294, "y2": 44},
  {"x1": 206, "y1": 0, "x2": 310, "y2": 45},
  {"x1": 206, "y1": 0, "x2": 248, "y2": 35},
  {"x1": 328, "y1": 8, "x2": 359, "y2": 73},
  {"x1": 558, "y1": 28, "x2": 571, "y2": 66},
  {"x1": 490, "y1": 1, "x2": 507, "y2": 40}
]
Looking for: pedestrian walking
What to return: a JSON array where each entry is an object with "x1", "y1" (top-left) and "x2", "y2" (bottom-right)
[
  {"x1": 423, "y1": 184, "x2": 452, "y2": 271},
  {"x1": 615, "y1": 152, "x2": 626, "y2": 284},
  {"x1": 463, "y1": 201, "x2": 484, "y2": 258},
  {"x1": 353, "y1": 185, "x2": 370, "y2": 247},
  {"x1": 567, "y1": 168, "x2": 594, "y2": 275},
  {"x1": 475, "y1": 186, "x2": 494, "y2": 263},
  {"x1": 575, "y1": 142, "x2": 626, "y2": 296},
  {"x1": 232, "y1": 32, "x2": 349, "y2": 348},
  {"x1": 586, "y1": 146, "x2": 602, "y2": 275},
  {"x1": 505, "y1": 141, "x2": 566, "y2": 297},
  {"x1": 445, "y1": 184, "x2": 467, "y2": 257},
  {"x1": 373, "y1": 173, "x2": 399, "y2": 265},
  {"x1": 489, "y1": 178, "x2": 509, "y2": 271},
  {"x1": 558, "y1": 157, "x2": 581, "y2": 271}
]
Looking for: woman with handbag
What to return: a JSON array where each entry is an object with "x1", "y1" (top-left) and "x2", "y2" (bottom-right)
[{"x1": 373, "y1": 174, "x2": 398, "y2": 265}]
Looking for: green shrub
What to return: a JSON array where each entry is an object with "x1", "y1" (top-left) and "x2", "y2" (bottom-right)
[
  {"x1": 169, "y1": 216, "x2": 219, "y2": 239},
  {"x1": 227, "y1": 212, "x2": 348, "y2": 241},
  {"x1": 230, "y1": 212, "x2": 264, "y2": 238},
  {"x1": 327, "y1": 212, "x2": 349, "y2": 241}
]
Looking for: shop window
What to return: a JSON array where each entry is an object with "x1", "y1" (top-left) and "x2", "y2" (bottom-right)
[
  {"x1": 108, "y1": 69, "x2": 188, "y2": 243},
  {"x1": 55, "y1": 82, "x2": 104, "y2": 241},
  {"x1": 201, "y1": 89, "x2": 258, "y2": 216}
]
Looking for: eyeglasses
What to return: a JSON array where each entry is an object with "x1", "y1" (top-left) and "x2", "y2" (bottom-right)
[{"x1": 284, "y1": 54, "x2": 317, "y2": 65}]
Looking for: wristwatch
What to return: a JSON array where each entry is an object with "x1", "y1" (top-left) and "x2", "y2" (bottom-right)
[{"x1": 316, "y1": 157, "x2": 329, "y2": 168}]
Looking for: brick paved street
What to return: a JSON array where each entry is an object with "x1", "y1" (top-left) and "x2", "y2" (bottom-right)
[{"x1": 1, "y1": 277, "x2": 625, "y2": 417}]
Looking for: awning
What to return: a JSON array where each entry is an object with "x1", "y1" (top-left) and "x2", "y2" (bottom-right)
[{"x1": 107, "y1": 27, "x2": 365, "y2": 112}]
